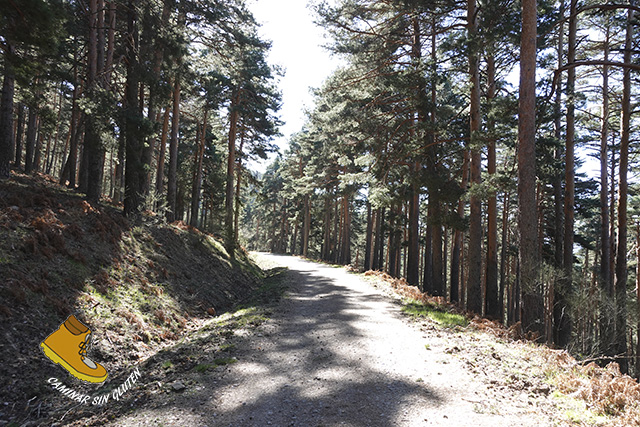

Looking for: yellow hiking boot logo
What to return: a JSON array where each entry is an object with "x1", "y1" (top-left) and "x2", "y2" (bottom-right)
[{"x1": 40, "y1": 315, "x2": 108, "y2": 383}]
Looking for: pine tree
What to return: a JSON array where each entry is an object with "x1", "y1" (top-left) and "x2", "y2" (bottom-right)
[
  {"x1": 123, "y1": 0, "x2": 144, "y2": 216},
  {"x1": 613, "y1": 4, "x2": 634, "y2": 374},
  {"x1": 466, "y1": 0, "x2": 483, "y2": 315},
  {"x1": 518, "y1": 0, "x2": 543, "y2": 337}
]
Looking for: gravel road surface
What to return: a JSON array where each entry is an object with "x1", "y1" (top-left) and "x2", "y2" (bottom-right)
[{"x1": 107, "y1": 254, "x2": 555, "y2": 426}]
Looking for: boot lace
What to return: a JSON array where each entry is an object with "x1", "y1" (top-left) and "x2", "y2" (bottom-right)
[
  {"x1": 78, "y1": 336, "x2": 99, "y2": 370},
  {"x1": 79, "y1": 339, "x2": 88, "y2": 358}
]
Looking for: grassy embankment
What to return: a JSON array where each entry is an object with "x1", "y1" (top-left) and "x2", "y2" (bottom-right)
[{"x1": 0, "y1": 173, "x2": 286, "y2": 426}]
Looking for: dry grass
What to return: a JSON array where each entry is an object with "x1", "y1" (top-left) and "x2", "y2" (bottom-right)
[
  {"x1": 547, "y1": 356, "x2": 640, "y2": 425},
  {"x1": 363, "y1": 268, "x2": 640, "y2": 426},
  {"x1": 363, "y1": 270, "x2": 450, "y2": 308}
]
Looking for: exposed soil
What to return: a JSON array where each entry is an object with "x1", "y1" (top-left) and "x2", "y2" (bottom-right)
[{"x1": 61, "y1": 254, "x2": 571, "y2": 427}]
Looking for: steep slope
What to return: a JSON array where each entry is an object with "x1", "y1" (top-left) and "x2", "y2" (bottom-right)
[{"x1": 0, "y1": 173, "x2": 264, "y2": 425}]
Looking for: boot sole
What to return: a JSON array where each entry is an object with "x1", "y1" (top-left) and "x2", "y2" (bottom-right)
[{"x1": 40, "y1": 342, "x2": 108, "y2": 383}]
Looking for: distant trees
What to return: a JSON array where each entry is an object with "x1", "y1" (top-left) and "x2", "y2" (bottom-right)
[{"x1": 243, "y1": 0, "x2": 640, "y2": 376}]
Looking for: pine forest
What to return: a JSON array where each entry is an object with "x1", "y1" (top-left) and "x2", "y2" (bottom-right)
[{"x1": 2, "y1": 0, "x2": 640, "y2": 386}]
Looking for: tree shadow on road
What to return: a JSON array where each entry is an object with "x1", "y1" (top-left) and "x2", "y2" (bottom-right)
[{"x1": 69, "y1": 256, "x2": 445, "y2": 426}]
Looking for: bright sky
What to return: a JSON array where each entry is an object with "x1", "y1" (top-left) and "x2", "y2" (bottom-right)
[
  {"x1": 246, "y1": 2, "x2": 601, "y2": 181},
  {"x1": 247, "y1": 0, "x2": 343, "y2": 172}
]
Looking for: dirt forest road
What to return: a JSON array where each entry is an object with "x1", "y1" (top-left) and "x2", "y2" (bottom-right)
[{"x1": 108, "y1": 254, "x2": 558, "y2": 427}]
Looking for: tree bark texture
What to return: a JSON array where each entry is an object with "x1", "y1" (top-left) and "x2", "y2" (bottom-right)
[
  {"x1": 451, "y1": 149, "x2": 469, "y2": 304},
  {"x1": 190, "y1": 112, "x2": 207, "y2": 227},
  {"x1": 466, "y1": 0, "x2": 482, "y2": 314},
  {"x1": 124, "y1": 0, "x2": 143, "y2": 216},
  {"x1": 599, "y1": 24, "x2": 614, "y2": 358},
  {"x1": 614, "y1": 5, "x2": 633, "y2": 374},
  {"x1": 557, "y1": 0, "x2": 578, "y2": 347},
  {"x1": 225, "y1": 90, "x2": 240, "y2": 258},
  {"x1": 85, "y1": 0, "x2": 105, "y2": 202},
  {"x1": 0, "y1": 50, "x2": 15, "y2": 179},
  {"x1": 485, "y1": 54, "x2": 500, "y2": 320},
  {"x1": 0, "y1": 45, "x2": 16, "y2": 179},
  {"x1": 518, "y1": 0, "x2": 543, "y2": 338},
  {"x1": 166, "y1": 79, "x2": 180, "y2": 222}
]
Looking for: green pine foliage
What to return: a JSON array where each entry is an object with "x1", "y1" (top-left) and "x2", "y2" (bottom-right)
[
  {"x1": 240, "y1": 0, "x2": 640, "y2": 376},
  {"x1": 2, "y1": 0, "x2": 640, "y2": 376}
]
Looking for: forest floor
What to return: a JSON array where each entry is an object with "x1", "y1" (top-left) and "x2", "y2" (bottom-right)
[{"x1": 53, "y1": 254, "x2": 639, "y2": 427}]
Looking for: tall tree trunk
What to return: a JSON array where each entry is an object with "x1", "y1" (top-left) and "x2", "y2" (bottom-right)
[
  {"x1": 552, "y1": 0, "x2": 565, "y2": 344},
  {"x1": 365, "y1": 201, "x2": 373, "y2": 270},
  {"x1": 78, "y1": 133, "x2": 89, "y2": 193},
  {"x1": 234, "y1": 129, "x2": 245, "y2": 244},
  {"x1": 112, "y1": 124, "x2": 125, "y2": 201},
  {"x1": 190, "y1": 123, "x2": 202, "y2": 227},
  {"x1": 407, "y1": 170, "x2": 420, "y2": 284},
  {"x1": 97, "y1": 0, "x2": 105, "y2": 81},
  {"x1": 0, "y1": 42, "x2": 15, "y2": 179},
  {"x1": 60, "y1": 66, "x2": 81, "y2": 188},
  {"x1": 370, "y1": 208, "x2": 378, "y2": 270},
  {"x1": 190, "y1": 112, "x2": 207, "y2": 227},
  {"x1": 431, "y1": 200, "x2": 444, "y2": 296},
  {"x1": 46, "y1": 88, "x2": 64, "y2": 174},
  {"x1": 558, "y1": 0, "x2": 578, "y2": 347},
  {"x1": 466, "y1": 0, "x2": 482, "y2": 314},
  {"x1": 322, "y1": 197, "x2": 331, "y2": 261},
  {"x1": 428, "y1": 18, "x2": 444, "y2": 297},
  {"x1": 451, "y1": 149, "x2": 470, "y2": 304},
  {"x1": 599, "y1": 24, "x2": 614, "y2": 358},
  {"x1": 65, "y1": 114, "x2": 83, "y2": 188},
  {"x1": 303, "y1": 194, "x2": 311, "y2": 258},
  {"x1": 388, "y1": 204, "x2": 401, "y2": 278},
  {"x1": 442, "y1": 225, "x2": 448, "y2": 294},
  {"x1": 292, "y1": 208, "x2": 299, "y2": 254},
  {"x1": 332, "y1": 198, "x2": 340, "y2": 263},
  {"x1": 614, "y1": 5, "x2": 633, "y2": 374},
  {"x1": 155, "y1": 106, "x2": 170, "y2": 198},
  {"x1": 176, "y1": 179, "x2": 185, "y2": 221},
  {"x1": 340, "y1": 195, "x2": 351, "y2": 265},
  {"x1": 636, "y1": 223, "x2": 640, "y2": 377},
  {"x1": 123, "y1": 0, "x2": 143, "y2": 217},
  {"x1": 281, "y1": 203, "x2": 289, "y2": 253},
  {"x1": 519, "y1": 0, "x2": 543, "y2": 338},
  {"x1": 24, "y1": 106, "x2": 38, "y2": 174},
  {"x1": 166, "y1": 79, "x2": 180, "y2": 222},
  {"x1": 500, "y1": 190, "x2": 510, "y2": 322},
  {"x1": 423, "y1": 210, "x2": 433, "y2": 293},
  {"x1": 485, "y1": 54, "x2": 500, "y2": 320},
  {"x1": 610, "y1": 152, "x2": 617, "y2": 291},
  {"x1": 105, "y1": 1, "x2": 116, "y2": 85},
  {"x1": 13, "y1": 103, "x2": 24, "y2": 169},
  {"x1": 378, "y1": 208, "x2": 386, "y2": 269},
  {"x1": 33, "y1": 118, "x2": 43, "y2": 172},
  {"x1": 85, "y1": 0, "x2": 105, "y2": 202},
  {"x1": 225, "y1": 90, "x2": 240, "y2": 258},
  {"x1": 372, "y1": 208, "x2": 383, "y2": 270},
  {"x1": 407, "y1": 16, "x2": 423, "y2": 286}
]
